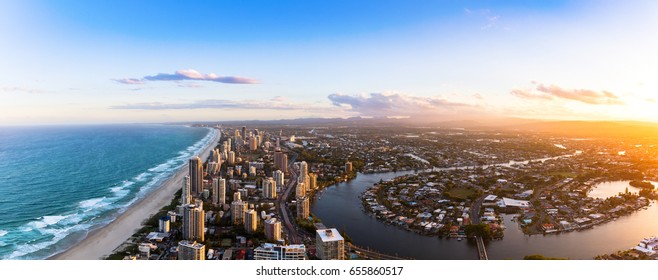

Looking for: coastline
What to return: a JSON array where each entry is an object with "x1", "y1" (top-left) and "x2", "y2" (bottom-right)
[{"x1": 49, "y1": 127, "x2": 220, "y2": 260}]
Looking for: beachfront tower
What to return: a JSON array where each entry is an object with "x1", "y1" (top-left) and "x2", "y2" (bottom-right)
[
  {"x1": 189, "y1": 157, "x2": 203, "y2": 194},
  {"x1": 182, "y1": 201, "x2": 205, "y2": 242}
]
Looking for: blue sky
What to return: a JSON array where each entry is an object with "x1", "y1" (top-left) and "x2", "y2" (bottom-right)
[{"x1": 1, "y1": 0, "x2": 657, "y2": 124}]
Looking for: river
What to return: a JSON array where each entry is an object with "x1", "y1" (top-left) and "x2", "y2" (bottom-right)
[
  {"x1": 312, "y1": 170, "x2": 478, "y2": 259},
  {"x1": 312, "y1": 171, "x2": 658, "y2": 259}
]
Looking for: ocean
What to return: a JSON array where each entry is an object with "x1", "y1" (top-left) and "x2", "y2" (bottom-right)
[{"x1": 0, "y1": 124, "x2": 216, "y2": 259}]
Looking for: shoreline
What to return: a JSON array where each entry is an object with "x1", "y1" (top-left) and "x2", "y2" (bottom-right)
[{"x1": 49, "y1": 127, "x2": 220, "y2": 260}]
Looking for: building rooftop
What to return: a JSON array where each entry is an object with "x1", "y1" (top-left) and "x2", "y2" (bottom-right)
[
  {"x1": 316, "y1": 228, "x2": 344, "y2": 242},
  {"x1": 179, "y1": 240, "x2": 204, "y2": 249}
]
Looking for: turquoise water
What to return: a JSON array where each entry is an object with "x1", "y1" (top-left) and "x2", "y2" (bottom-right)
[{"x1": 0, "y1": 124, "x2": 216, "y2": 259}]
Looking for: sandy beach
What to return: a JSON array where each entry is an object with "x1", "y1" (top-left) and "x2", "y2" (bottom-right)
[{"x1": 50, "y1": 127, "x2": 220, "y2": 260}]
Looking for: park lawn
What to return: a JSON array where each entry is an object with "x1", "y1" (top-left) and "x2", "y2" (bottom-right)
[{"x1": 445, "y1": 187, "x2": 476, "y2": 200}]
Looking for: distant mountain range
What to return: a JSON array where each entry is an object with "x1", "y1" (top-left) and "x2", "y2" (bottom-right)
[{"x1": 173, "y1": 117, "x2": 658, "y2": 138}]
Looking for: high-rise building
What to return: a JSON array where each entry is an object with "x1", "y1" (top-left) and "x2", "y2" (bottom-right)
[
  {"x1": 263, "y1": 177, "x2": 276, "y2": 199},
  {"x1": 303, "y1": 175, "x2": 310, "y2": 192},
  {"x1": 264, "y1": 218, "x2": 282, "y2": 242},
  {"x1": 222, "y1": 141, "x2": 228, "y2": 153},
  {"x1": 218, "y1": 178, "x2": 226, "y2": 205},
  {"x1": 273, "y1": 170, "x2": 285, "y2": 190},
  {"x1": 297, "y1": 196, "x2": 309, "y2": 220},
  {"x1": 207, "y1": 162, "x2": 218, "y2": 175},
  {"x1": 178, "y1": 240, "x2": 205, "y2": 260},
  {"x1": 295, "y1": 181, "x2": 306, "y2": 200},
  {"x1": 254, "y1": 243, "x2": 306, "y2": 260},
  {"x1": 345, "y1": 161, "x2": 353, "y2": 173},
  {"x1": 241, "y1": 126, "x2": 246, "y2": 141},
  {"x1": 228, "y1": 151, "x2": 236, "y2": 165},
  {"x1": 211, "y1": 178, "x2": 219, "y2": 205},
  {"x1": 182, "y1": 201, "x2": 205, "y2": 242},
  {"x1": 309, "y1": 173, "x2": 317, "y2": 190},
  {"x1": 316, "y1": 228, "x2": 344, "y2": 260},
  {"x1": 249, "y1": 136, "x2": 258, "y2": 151},
  {"x1": 182, "y1": 175, "x2": 192, "y2": 205},
  {"x1": 244, "y1": 209, "x2": 258, "y2": 234},
  {"x1": 231, "y1": 200, "x2": 248, "y2": 225},
  {"x1": 273, "y1": 151, "x2": 288, "y2": 173},
  {"x1": 299, "y1": 161, "x2": 308, "y2": 184},
  {"x1": 159, "y1": 216, "x2": 170, "y2": 233},
  {"x1": 212, "y1": 148, "x2": 220, "y2": 163},
  {"x1": 189, "y1": 157, "x2": 203, "y2": 194}
]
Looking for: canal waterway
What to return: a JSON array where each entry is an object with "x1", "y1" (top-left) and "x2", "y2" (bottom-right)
[{"x1": 312, "y1": 164, "x2": 658, "y2": 259}]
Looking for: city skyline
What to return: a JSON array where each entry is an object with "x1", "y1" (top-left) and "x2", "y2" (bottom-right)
[{"x1": 2, "y1": 1, "x2": 658, "y2": 125}]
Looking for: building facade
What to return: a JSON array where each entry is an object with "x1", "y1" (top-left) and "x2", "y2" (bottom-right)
[
  {"x1": 189, "y1": 157, "x2": 203, "y2": 194},
  {"x1": 316, "y1": 228, "x2": 344, "y2": 260},
  {"x1": 264, "y1": 218, "x2": 282, "y2": 242},
  {"x1": 178, "y1": 240, "x2": 205, "y2": 260}
]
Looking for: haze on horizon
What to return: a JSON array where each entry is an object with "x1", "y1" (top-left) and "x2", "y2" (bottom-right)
[{"x1": 1, "y1": 0, "x2": 657, "y2": 125}]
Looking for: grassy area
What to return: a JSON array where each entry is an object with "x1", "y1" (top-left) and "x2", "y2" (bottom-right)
[{"x1": 445, "y1": 187, "x2": 477, "y2": 200}]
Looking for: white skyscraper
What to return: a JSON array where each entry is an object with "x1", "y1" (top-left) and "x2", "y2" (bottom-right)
[
  {"x1": 211, "y1": 178, "x2": 219, "y2": 205},
  {"x1": 273, "y1": 170, "x2": 285, "y2": 190},
  {"x1": 182, "y1": 200, "x2": 205, "y2": 242},
  {"x1": 182, "y1": 175, "x2": 192, "y2": 205},
  {"x1": 263, "y1": 177, "x2": 276, "y2": 199},
  {"x1": 299, "y1": 161, "x2": 309, "y2": 187},
  {"x1": 231, "y1": 195, "x2": 248, "y2": 225},
  {"x1": 218, "y1": 178, "x2": 226, "y2": 205},
  {"x1": 316, "y1": 228, "x2": 344, "y2": 260}
]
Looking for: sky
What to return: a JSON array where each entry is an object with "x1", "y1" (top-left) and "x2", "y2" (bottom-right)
[{"x1": 1, "y1": 0, "x2": 657, "y2": 125}]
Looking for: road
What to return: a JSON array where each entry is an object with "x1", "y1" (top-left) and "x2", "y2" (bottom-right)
[
  {"x1": 471, "y1": 194, "x2": 489, "y2": 260},
  {"x1": 276, "y1": 150, "x2": 301, "y2": 244},
  {"x1": 346, "y1": 243, "x2": 412, "y2": 260}
]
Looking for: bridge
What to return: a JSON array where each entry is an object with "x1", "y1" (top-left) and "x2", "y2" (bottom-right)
[
  {"x1": 346, "y1": 243, "x2": 413, "y2": 260},
  {"x1": 471, "y1": 195, "x2": 489, "y2": 260},
  {"x1": 474, "y1": 236, "x2": 488, "y2": 260}
]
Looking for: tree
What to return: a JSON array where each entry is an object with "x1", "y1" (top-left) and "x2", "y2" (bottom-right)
[{"x1": 464, "y1": 224, "x2": 491, "y2": 240}]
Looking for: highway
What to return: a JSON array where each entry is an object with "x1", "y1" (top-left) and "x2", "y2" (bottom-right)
[{"x1": 276, "y1": 150, "x2": 302, "y2": 244}]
